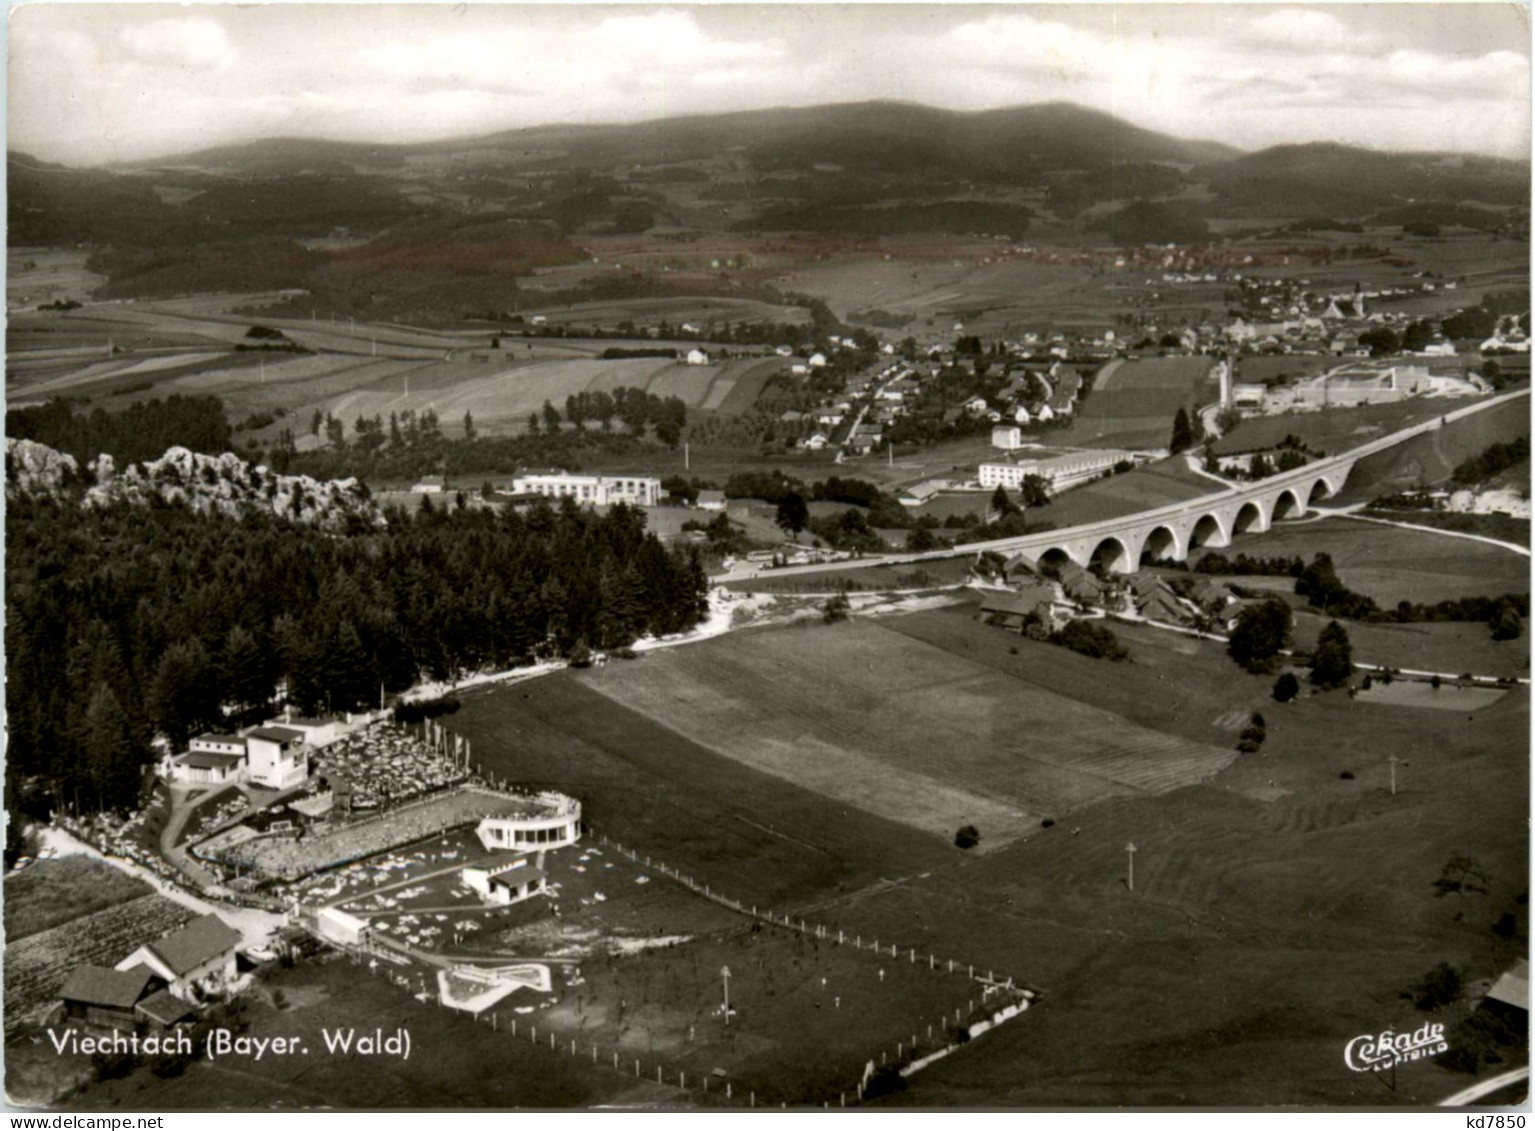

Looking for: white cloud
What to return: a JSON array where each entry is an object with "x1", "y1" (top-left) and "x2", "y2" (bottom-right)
[
  {"x1": 119, "y1": 17, "x2": 236, "y2": 71},
  {"x1": 1247, "y1": 8, "x2": 1362, "y2": 52}
]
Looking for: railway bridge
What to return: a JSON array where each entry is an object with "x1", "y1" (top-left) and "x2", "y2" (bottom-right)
[{"x1": 724, "y1": 389, "x2": 1528, "y2": 581}]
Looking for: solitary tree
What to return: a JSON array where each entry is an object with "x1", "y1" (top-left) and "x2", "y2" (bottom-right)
[
  {"x1": 1170, "y1": 407, "x2": 1195, "y2": 453},
  {"x1": 955, "y1": 824, "x2": 981, "y2": 850},
  {"x1": 1228, "y1": 597, "x2": 1293, "y2": 673},
  {"x1": 1309, "y1": 620, "x2": 1354, "y2": 688},
  {"x1": 1488, "y1": 597, "x2": 1523, "y2": 641},
  {"x1": 462, "y1": 410, "x2": 476, "y2": 442},
  {"x1": 1272, "y1": 672, "x2": 1301, "y2": 702},
  {"x1": 990, "y1": 485, "x2": 1018, "y2": 518},
  {"x1": 775, "y1": 492, "x2": 809, "y2": 540}
]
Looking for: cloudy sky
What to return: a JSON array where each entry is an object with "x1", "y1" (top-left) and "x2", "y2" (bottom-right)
[{"x1": 9, "y1": 3, "x2": 1530, "y2": 166}]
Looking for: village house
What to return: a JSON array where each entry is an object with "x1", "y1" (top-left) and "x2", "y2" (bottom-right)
[
  {"x1": 686, "y1": 348, "x2": 710, "y2": 366},
  {"x1": 411, "y1": 474, "x2": 445, "y2": 494},
  {"x1": 115, "y1": 913, "x2": 242, "y2": 1003},
  {"x1": 1058, "y1": 563, "x2": 1108, "y2": 607},
  {"x1": 695, "y1": 489, "x2": 727, "y2": 512}
]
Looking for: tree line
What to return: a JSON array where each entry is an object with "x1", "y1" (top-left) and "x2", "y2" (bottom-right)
[
  {"x1": 8, "y1": 395, "x2": 233, "y2": 467},
  {"x1": 6, "y1": 492, "x2": 709, "y2": 817}
]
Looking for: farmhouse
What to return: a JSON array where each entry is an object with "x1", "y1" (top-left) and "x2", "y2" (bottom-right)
[
  {"x1": 695, "y1": 490, "x2": 727, "y2": 511},
  {"x1": 116, "y1": 913, "x2": 241, "y2": 1003},
  {"x1": 510, "y1": 471, "x2": 662, "y2": 507},
  {"x1": 412, "y1": 475, "x2": 445, "y2": 494},
  {"x1": 686, "y1": 348, "x2": 710, "y2": 366}
]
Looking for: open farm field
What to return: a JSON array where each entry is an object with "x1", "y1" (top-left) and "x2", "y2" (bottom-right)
[
  {"x1": 577, "y1": 619, "x2": 1237, "y2": 846},
  {"x1": 4, "y1": 894, "x2": 195, "y2": 1034},
  {"x1": 452, "y1": 673, "x2": 954, "y2": 910},
  {"x1": 318, "y1": 355, "x2": 780, "y2": 436},
  {"x1": 515, "y1": 294, "x2": 810, "y2": 330},
  {"x1": 1205, "y1": 515, "x2": 1529, "y2": 604},
  {"x1": 1329, "y1": 393, "x2": 1531, "y2": 501},
  {"x1": 1362, "y1": 510, "x2": 1530, "y2": 546},
  {"x1": 7, "y1": 248, "x2": 106, "y2": 310},
  {"x1": 3, "y1": 854, "x2": 155, "y2": 941},
  {"x1": 1085, "y1": 356, "x2": 1220, "y2": 407},
  {"x1": 1040, "y1": 458, "x2": 1218, "y2": 528},
  {"x1": 1213, "y1": 398, "x2": 1454, "y2": 458}
]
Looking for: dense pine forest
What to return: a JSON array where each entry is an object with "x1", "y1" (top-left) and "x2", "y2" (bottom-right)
[{"x1": 5, "y1": 489, "x2": 710, "y2": 818}]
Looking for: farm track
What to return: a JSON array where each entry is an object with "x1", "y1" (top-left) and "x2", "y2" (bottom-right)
[{"x1": 3, "y1": 895, "x2": 195, "y2": 1034}]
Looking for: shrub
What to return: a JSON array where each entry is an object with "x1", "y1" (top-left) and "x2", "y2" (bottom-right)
[
  {"x1": 1403, "y1": 962, "x2": 1462, "y2": 1011},
  {"x1": 955, "y1": 824, "x2": 981, "y2": 849},
  {"x1": 392, "y1": 696, "x2": 462, "y2": 724},
  {"x1": 1236, "y1": 738, "x2": 1261, "y2": 754},
  {"x1": 1340, "y1": 771, "x2": 1355, "y2": 780},
  {"x1": 1040, "y1": 818, "x2": 1055, "y2": 828},
  {"x1": 1239, "y1": 724, "x2": 1267, "y2": 745},
  {"x1": 1272, "y1": 672, "x2": 1300, "y2": 702},
  {"x1": 1492, "y1": 911, "x2": 1517, "y2": 940},
  {"x1": 1049, "y1": 619, "x2": 1128, "y2": 661}
]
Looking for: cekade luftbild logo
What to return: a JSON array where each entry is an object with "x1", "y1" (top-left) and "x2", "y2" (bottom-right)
[{"x1": 1344, "y1": 1022, "x2": 1449, "y2": 1071}]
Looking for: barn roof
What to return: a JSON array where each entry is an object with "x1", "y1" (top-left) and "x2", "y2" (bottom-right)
[
  {"x1": 135, "y1": 989, "x2": 195, "y2": 1028},
  {"x1": 61, "y1": 964, "x2": 155, "y2": 1010}
]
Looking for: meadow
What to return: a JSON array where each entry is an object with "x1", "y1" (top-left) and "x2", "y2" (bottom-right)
[
  {"x1": 573, "y1": 618, "x2": 1236, "y2": 847},
  {"x1": 447, "y1": 595, "x2": 1526, "y2": 1106},
  {"x1": 1202, "y1": 516, "x2": 1529, "y2": 604}
]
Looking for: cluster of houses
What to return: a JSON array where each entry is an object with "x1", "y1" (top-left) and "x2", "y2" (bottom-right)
[
  {"x1": 58, "y1": 913, "x2": 244, "y2": 1034},
  {"x1": 980, "y1": 554, "x2": 1259, "y2": 636}
]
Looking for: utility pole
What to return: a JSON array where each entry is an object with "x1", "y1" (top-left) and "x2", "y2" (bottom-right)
[
  {"x1": 1126, "y1": 841, "x2": 1138, "y2": 892},
  {"x1": 720, "y1": 965, "x2": 731, "y2": 1024},
  {"x1": 1388, "y1": 753, "x2": 1400, "y2": 797}
]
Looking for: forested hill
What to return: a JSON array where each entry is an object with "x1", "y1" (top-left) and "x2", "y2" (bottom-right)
[{"x1": 6, "y1": 489, "x2": 710, "y2": 817}]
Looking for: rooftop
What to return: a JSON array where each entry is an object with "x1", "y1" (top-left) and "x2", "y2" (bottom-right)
[
  {"x1": 148, "y1": 913, "x2": 242, "y2": 976},
  {"x1": 246, "y1": 726, "x2": 306, "y2": 744},
  {"x1": 180, "y1": 751, "x2": 244, "y2": 770},
  {"x1": 61, "y1": 964, "x2": 156, "y2": 1010}
]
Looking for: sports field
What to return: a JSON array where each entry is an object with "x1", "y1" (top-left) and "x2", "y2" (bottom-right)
[{"x1": 577, "y1": 619, "x2": 1237, "y2": 847}]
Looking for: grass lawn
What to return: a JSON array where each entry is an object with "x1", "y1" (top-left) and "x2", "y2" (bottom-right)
[
  {"x1": 3, "y1": 855, "x2": 154, "y2": 941},
  {"x1": 1290, "y1": 612, "x2": 1529, "y2": 681},
  {"x1": 1331, "y1": 394, "x2": 1531, "y2": 502},
  {"x1": 1205, "y1": 516, "x2": 1529, "y2": 605},
  {"x1": 1040, "y1": 459, "x2": 1218, "y2": 528}
]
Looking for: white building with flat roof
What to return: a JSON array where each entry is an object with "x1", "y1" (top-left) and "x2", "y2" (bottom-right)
[
  {"x1": 980, "y1": 450, "x2": 1131, "y2": 493},
  {"x1": 510, "y1": 472, "x2": 662, "y2": 507}
]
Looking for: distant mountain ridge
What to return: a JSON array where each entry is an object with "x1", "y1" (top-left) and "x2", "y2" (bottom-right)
[{"x1": 117, "y1": 99, "x2": 1240, "y2": 174}]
